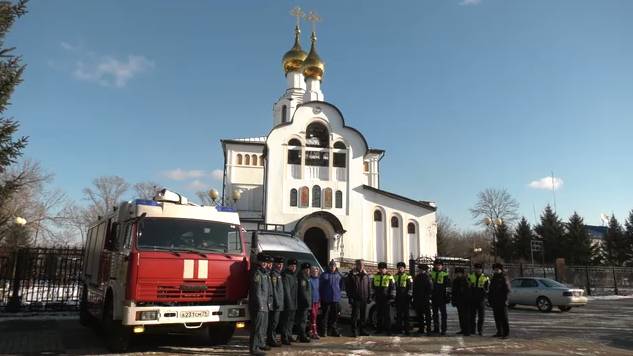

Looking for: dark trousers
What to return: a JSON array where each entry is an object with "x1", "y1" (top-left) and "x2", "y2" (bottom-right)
[
  {"x1": 280, "y1": 309, "x2": 296, "y2": 342},
  {"x1": 249, "y1": 310, "x2": 269, "y2": 353},
  {"x1": 415, "y1": 302, "x2": 432, "y2": 333},
  {"x1": 320, "y1": 302, "x2": 340, "y2": 334},
  {"x1": 350, "y1": 300, "x2": 368, "y2": 333},
  {"x1": 470, "y1": 300, "x2": 485, "y2": 334},
  {"x1": 267, "y1": 310, "x2": 281, "y2": 343},
  {"x1": 295, "y1": 308, "x2": 310, "y2": 338},
  {"x1": 375, "y1": 299, "x2": 391, "y2": 333},
  {"x1": 395, "y1": 300, "x2": 410, "y2": 333},
  {"x1": 492, "y1": 303, "x2": 509, "y2": 336},
  {"x1": 432, "y1": 301, "x2": 447, "y2": 333},
  {"x1": 456, "y1": 304, "x2": 471, "y2": 335}
]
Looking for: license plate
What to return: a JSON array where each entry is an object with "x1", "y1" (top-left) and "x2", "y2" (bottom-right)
[{"x1": 179, "y1": 310, "x2": 209, "y2": 318}]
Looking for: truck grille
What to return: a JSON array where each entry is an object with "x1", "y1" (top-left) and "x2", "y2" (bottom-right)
[{"x1": 137, "y1": 284, "x2": 227, "y2": 301}]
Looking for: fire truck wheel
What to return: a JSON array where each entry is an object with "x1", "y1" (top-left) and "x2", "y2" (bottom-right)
[
  {"x1": 79, "y1": 286, "x2": 91, "y2": 327},
  {"x1": 208, "y1": 322, "x2": 235, "y2": 346},
  {"x1": 103, "y1": 297, "x2": 131, "y2": 352}
]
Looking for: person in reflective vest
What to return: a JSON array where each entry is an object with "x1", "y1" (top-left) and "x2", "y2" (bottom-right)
[
  {"x1": 372, "y1": 262, "x2": 395, "y2": 335},
  {"x1": 249, "y1": 253, "x2": 273, "y2": 356},
  {"x1": 430, "y1": 259, "x2": 450, "y2": 335},
  {"x1": 467, "y1": 263, "x2": 490, "y2": 336},
  {"x1": 394, "y1": 261, "x2": 413, "y2": 335},
  {"x1": 451, "y1": 267, "x2": 471, "y2": 336},
  {"x1": 412, "y1": 263, "x2": 433, "y2": 335}
]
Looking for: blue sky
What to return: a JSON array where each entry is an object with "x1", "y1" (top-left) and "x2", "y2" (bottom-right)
[{"x1": 7, "y1": 0, "x2": 633, "y2": 229}]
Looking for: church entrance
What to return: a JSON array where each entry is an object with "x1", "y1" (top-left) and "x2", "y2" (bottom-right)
[{"x1": 304, "y1": 227, "x2": 328, "y2": 268}]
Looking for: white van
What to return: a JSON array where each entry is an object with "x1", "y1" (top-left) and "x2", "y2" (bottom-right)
[{"x1": 248, "y1": 227, "x2": 323, "y2": 271}]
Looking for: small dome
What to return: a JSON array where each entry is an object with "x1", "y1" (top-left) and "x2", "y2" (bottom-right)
[
  {"x1": 302, "y1": 32, "x2": 325, "y2": 81},
  {"x1": 282, "y1": 26, "x2": 308, "y2": 74}
]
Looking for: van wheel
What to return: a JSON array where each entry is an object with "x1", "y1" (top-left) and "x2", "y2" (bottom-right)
[
  {"x1": 79, "y1": 286, "x2": 91, "y2": 327},
  {"x1": 103, "y1": 297, "x2": 130, "y2": 352},
  {"x1": 536, "y1": 297, "x2": 553, "y2": 313},
  {"x1": 208, "y1": 322, "x2": 235, "y2": 345},
  {"x1": 558, "y1": 306, "x2": 572, "y2": 312}
]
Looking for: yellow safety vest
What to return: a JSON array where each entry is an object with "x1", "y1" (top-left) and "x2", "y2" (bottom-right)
[
  {"x1": 394, "y1": 272, "x2": 412, "y2": 288},
  {"x1": 372, "y1": 273, "x2": 394, "y2": 287},
  {"x1": 430, "y1": 270, "x2": 449, "y2": 284},
  {"x1": 467, "y1": 273, "x2": 489, "y2": 289}
]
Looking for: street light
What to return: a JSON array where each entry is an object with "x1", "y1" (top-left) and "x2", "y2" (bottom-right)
[
  {"x1": 484, "y1": 217, "x2": 503, "y2": 263},
  {"x1": 231, "y1": 189, "x2": 242, "y2": 206},
  {"x1": 14, "y1": 217, "x2": 26, "y2": 226},
  {"x1": 208, "y1": 188, "x2": 219, "y2": 205}
]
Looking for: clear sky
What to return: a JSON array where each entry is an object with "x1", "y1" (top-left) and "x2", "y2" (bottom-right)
[{"x1": 7, "y1": 0, "x2": 633, "y2": 229}]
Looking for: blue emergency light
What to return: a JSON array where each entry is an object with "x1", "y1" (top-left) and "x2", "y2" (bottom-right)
[{"x1": 134, "y1": 199, "x2": 161, "y2": 207}]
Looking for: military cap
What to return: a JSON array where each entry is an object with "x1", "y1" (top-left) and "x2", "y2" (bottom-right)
[
  {"x1": 301, "y1": 262, "x2": 311, "y2": 270},
  {"x1": 418, "y1": 264, "x2": 429, "y2": 271},
  {"x1": 273, "y1": 256, "x2": 285, "y2": 263},
  {"x1": 473, "y1": 263, "x2": 483, "y2": 269},
  {"x1": 287, "y1": 258, "x2": 298, "y2": 265},
  {"x1": 257, "y1": 253, "x2": 273, "y2": 263},
  {"x1": 493, "y1": 263, "x2": 504, "y2": 270},
  {"x1": 454, "y1": 267, "x2": 465, "y2": 273},
  {"x1": 396, "y1": 262, "x2": 406, "y2": 268},
  {"x1": 377, "y1": 262, "x2": 388, "y2": 269}
]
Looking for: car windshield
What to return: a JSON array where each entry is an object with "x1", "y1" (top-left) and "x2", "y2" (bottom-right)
[
  {"x1": 540, "y1": 279, "x2": 567, "y2": 288},
  {"x1": 137, "y1": 218, "x2": 242, "y2": 253},
  {"x1": 263, "y1": 250, "x2": 323, "y2": 272}
]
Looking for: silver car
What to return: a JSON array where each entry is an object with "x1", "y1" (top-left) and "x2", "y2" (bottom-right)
[{"x1": 508, "y1": 277, "x2": 588, "y2": 312}]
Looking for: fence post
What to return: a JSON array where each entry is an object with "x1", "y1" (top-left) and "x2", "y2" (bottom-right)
[
  {"x1": 585, "y1": 265, "x2": 591, "y2": 296},
  {"x1": 6, "y1": 248, "x2": 25, "y2": 312},
  {"x1": 612, "y1": 266, "x2": 619, "y2": 296}
]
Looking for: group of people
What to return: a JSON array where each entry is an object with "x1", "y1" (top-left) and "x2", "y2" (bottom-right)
[{"x1": 248, "y1": 253, "x2": 511, "y2": 356}]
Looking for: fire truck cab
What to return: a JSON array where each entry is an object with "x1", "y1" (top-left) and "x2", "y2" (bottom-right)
[{"x1": 80, "y1": 189, "x2": 249, "y2": 351}]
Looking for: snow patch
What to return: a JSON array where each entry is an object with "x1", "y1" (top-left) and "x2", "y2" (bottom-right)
[
  {"x1": 587, "y1": 295, "x2": 633, "y2": 301},
  {"x1": 349, "y1": 350, "x2": 374, "y2": 355}
]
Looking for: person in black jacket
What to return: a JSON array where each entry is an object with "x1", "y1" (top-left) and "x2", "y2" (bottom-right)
[
  {"x1": 280, "y1": 259, "x2": 298, "y2": 345},
  {"x1": 488, "y1": 263, "x2": 510, "y2": 339},
  {"x1": 346, "y1": 259, "x2": 371, "y2": 337},
  {"x1": 249, "y1": 253, "x2": 273, "y2": 356},
  {"x1": 295, "y1": 262, "x2": 312, "y2": 343},
  {"x1": 267, "y1": 257, "x2": 285, "y2": 347},
  {"x1": 451, "y1": 267, "x2": 471, "y2": 336},
  {"x1": 467, "y1": 263, "x2": 490, "y2": 336},
  {"x1": 412, "y1": 263, "x2": 433, "y2": 335}
]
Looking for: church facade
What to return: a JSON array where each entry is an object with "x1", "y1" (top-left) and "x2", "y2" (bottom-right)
[{"x1": 219, "y1": 23, "x2": 437, "y2": 267}]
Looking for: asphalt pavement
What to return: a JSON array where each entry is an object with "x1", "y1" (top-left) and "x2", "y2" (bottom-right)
[{"x1": 0, "y1": 297, "x2": 631, "y2": 355}]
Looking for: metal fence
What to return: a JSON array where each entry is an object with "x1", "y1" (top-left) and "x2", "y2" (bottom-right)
[{"x1": 0, "y1": 247, "x2": 83, "y2": 312}]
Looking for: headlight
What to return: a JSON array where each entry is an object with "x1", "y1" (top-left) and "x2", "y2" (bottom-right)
[
  {"x1": 135, "y1": 310, "x2": 159, "y2": 321},
  {"x1": 228, "y1": 308, "x2": 246, "y2": 318}
]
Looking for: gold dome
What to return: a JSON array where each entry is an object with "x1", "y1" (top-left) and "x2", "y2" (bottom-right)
[
  {"x1": 302, "y1": 32, "x2": 325, "y2": 81},
  {"x1": 282, "y1": 26, "x2": 308, "y2": 74}
]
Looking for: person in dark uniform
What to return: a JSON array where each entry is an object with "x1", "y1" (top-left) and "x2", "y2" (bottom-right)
[
  {"x1": 266, "y1": 256, "x2": 285, "y2": 347},
  {"x1": 372, "y1": 262, "x2": 395, "y2": 335},
  {"x1": 346, "y1": 259, "x2": 371, "y2": 337},
  {"x1": 295, "y1": 262, "x2": 312, "y2": 343},
  {"x1": 488, "y1": 263, "x2": 510, "y2": 339},
  {"x1": 280, "y1": 258, "x2": 298, "y2": 345},
  {"x1": 249, "y1": 253, "x2": 273, "y2": 356},
  {"x1": 412, "y1": 263, "x2": 433, "y2": 336},
  {"x1": 451, "y1": 267, "x2": 471, "y2": 336},
  {"x1": 467, "y1": 263, "x2": 489, "y2": 336},
  {"x1": 394, "y1": 261, "x2": 413, "y2": 335},
  {"x1": 430, "y1": 259, "x2": 449, "y2": 335}
]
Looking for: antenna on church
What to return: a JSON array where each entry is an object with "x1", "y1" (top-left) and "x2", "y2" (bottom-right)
[
  {"x1": 290, "y1": 6, "x2": 305, "y2": 27},
  {"x1": 306, "y1": 10, "x2": 321, "y2": 33}
]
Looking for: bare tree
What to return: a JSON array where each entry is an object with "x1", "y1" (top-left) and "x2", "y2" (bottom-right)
[
  {"x1": 470, "y1": 188, "x2": 520, "y2": 227},
  {"x1": 133, "y1": 181, "x2": 161, "y2": 199},
  {"x1": 82, "y1": 176, "x2": 129, "y2": 221}
]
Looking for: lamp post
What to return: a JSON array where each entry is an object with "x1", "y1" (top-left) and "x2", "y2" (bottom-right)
[
  {"x1": 484, "y1": 217, "x2": 503, "y2": 263},
  {"x1": 7, "y1": 217, "x2": 27, "y2": 312},
  {"x1": 208, "y1": 188, "x2": 219, "y2": 206},
  {"x1": 231, "y1": 189, "x2": 241, "y2": 208}
]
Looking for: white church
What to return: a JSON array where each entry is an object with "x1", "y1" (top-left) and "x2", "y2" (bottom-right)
[{"x1": 219, "y1": 18, "x2": 437, "y2": 267}]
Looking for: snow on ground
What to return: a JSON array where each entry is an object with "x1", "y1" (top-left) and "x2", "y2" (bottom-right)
[
  {"x1": 0, "y1": 311, "x2": 77, "y2": 322},
  {"x1": 587, "y1": 294, "x2": 633, "y2": 300}
]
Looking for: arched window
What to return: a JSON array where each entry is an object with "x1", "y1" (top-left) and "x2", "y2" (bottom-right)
[
  {"x1": 251, "y1": 154, "x2": 258, "y2": 166},
  {"x1": 312, "y1": 185, "x2": 321, "y2": 207},
  {"x1": 333, "y1": 141, "x2": 346, "y2": 168},
  {"x1": 374, "y1": 209, "x2": 386, "y2": 262},
  {"x1": 335, "y1": 190, "x2": 343, "y2": 209},
  {"x1": 288, "y1": 139, "x2": 301, "y2": 165},
  {"x1": 323, "y1": 188, "x2": 333, "y2": 209},
  {"x1": 299, "y1": 187, "x2": 309, "y2": 208},
  {"x1": 333, "y1": 141, "x2": 346, "y2": 149},
  {"x1": 407, "y1": 222, "x2": 416, "y2": 234},
  {"x1": 281, "y1": 105, "x2": 287, "y2": 123},
  {"x1": 290, "y1": 189, "x2": 298, "y2": 207},
  {"x1": 391, "y1": 216, "x2": 403, "y2": 263},
  {"x1": 391, "y1": 216, "x2": 399, "y2": 228},
  {"x1": 373, "y1": 210, "x2": 383, "y2": 222},
  {"x1": 259, "y1": 155, "x2": 264, "y2": 166},
  {"x1": 288, "y1": 138, "x2": 301, "y2": 146},
  {"x1": 237, "y1": 154, "x2": 243, "y2": 165},
  {"x1": 245, "y1": 155, "x2": 250, "y2": 165},
  {"x1": 305, "y1": 122, "x2": 329, "y2": 148}
]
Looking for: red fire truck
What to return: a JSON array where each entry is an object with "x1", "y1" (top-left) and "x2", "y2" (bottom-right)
[{"x1": 80, "y1": 189, "x2": 250, "y2": 351}]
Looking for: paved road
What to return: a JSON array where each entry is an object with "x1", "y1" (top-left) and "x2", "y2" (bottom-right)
[{"x1": 1, "y1": 298, "x2": 632, "y2": 355}]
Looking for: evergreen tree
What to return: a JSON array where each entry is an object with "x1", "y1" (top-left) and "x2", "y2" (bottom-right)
[
  {"x1": 534, "y1": 205, "x2": 566, "y2": 263},
  {"x1": 493, "y1": 222, "x2": 513, "y2": 262},
  {"x1": 604, "y1": 215, "x2": 625, "y2": 266},
  {"x1": 624, "y1": 210, "x2": 633, "y2": 267},
  {"x1": 564, "y1": 212, "x2": 592, "y2": 265},
  {"x1": 513, "y1": 217, "x2": 533, "y2": 262}
]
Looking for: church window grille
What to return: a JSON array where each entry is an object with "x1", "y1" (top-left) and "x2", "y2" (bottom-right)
[
  {"x1": 374, "y1": 210, "x2": 383, "y2": 222},
  {"x1": 306, "y1": 122, "x2": 329, "y2": 148},
  {"x1": 305, "y1": 150, "x2": 328, "y2": 167},
  {"x1": 312, "y1": 185, "x2": 321, "y2": 207},
  {"x1": 288, "y1": 139, "x2": 302, "y2": 165},
  {"x1": 252, "y1": 154, "x2": 258, "y2": 166},
  {"x1": 237, "y1": 154, "x2": 243, "y2": 165},
  {"x1": 299, "y1": 187, "x2": 309, "y2": 208},
  {"x1": 391, "y1": 216, "x2": 399, "y2": 228},
  {"x1": 335, "y1": 190, "x2": 343, "y2": 209},
  {"x1": 245, "y1": 155, "x2": 250, "y2": 165},
  {"x1": 407, "y1": 222, "x2": 416, "y2": 234},
  {"x1": 333, "y1": 141, "x2": 346, "y2": 149},
  {"x1": 288, "y1": 138, "x2": 301, "y2": 146},
  {"x1": 323, "y1": 188, "x2": 333, "y2": 208},
  {"x1": 290, "y1": 189, "x2": 298, "y2": 207},
  {"x1": 333, "y1": 152, "x2": 346, "y2": 168}
]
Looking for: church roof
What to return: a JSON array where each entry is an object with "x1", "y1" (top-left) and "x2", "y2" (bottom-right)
[
  {"x1": 362, "y1": 185, "x2": 437, "y2": 211},
  {"x1": 221, "y1": 136, "x2": 267, "y2": 146}
]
